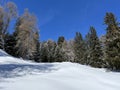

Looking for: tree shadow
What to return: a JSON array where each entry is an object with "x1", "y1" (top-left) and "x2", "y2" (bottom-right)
[
  {"x1": 0, "y1": 87, "x2": 4, "y2": 89},
  {"x1": 0, "y1": 63, "x2": 56, "y2": 79}
]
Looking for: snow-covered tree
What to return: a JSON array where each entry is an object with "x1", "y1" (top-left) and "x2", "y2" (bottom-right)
[
  {"x1": 62, "y1": 40, "x2": 75, "y2": 62},
  {"x1": 40, "y1": 40, "x2": 56, "y2": 62},
  {"x1": 54, "y1": 36, "x2": 67, "y2": 62}
]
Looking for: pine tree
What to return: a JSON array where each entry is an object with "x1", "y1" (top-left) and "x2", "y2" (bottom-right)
[
  {"x1": 73, "y1": 32, "x2": 86, "y2": 64},
  {"x1": 40, "y1": 41, "x2": 49, "y2": 62},
  {"x1": 57, "y1": 36, "x2": 65, "y2": 48},
  {"x1": 86, "y1": 26, "x2": 103, "y2": 68},
  {"x1": 4, "y1": 33, "x2": 17, "y2": 57},
  {"x1": 32, "y1": 41, "x2": 40, "y2": 62},
  {"x1": 104, "y1": 12, "x2": 120, "y2": 70},
  {"x1": 46, "y1": 40, "x2": 56, "y2": 62}
]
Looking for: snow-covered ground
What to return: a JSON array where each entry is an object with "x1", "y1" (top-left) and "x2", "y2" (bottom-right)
[{"x1": 0, "y1": 51, "x2": 120, "y2": 90}]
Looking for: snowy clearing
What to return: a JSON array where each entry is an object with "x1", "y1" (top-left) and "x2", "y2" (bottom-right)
[{"x1": 0, "y1": 53, "x2": 120, "y2": 90}]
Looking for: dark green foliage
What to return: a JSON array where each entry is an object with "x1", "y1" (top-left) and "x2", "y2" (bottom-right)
[
  {"x1": 57, "y1": 36, "x2": 65, "y2": 47},
  {"x1": 4, "y1": 33, "x2": 17, "y2": 57},
  {"x1": 104, "y1": 13, "x2": 120, "y2": 70},
  {"x1": 86, "y1": 27, "x2": 103, "y2": 68},
  {"x1": 0, "y1": 37, "x2": 4, "y2": 50},
  {"x1": 46, "y1": 40, "x2": 57, "y2": 62},
  {"x1": 32, "y1": 41, "x2": 40, "y2": 62},
  {"x1": 73, "y1": 32, "x2": 86, "y2": 64},
  {"x1": 40, "y1": 42, "x2": 48, "y2": 62}
]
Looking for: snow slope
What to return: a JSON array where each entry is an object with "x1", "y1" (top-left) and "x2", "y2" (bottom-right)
[{"x1": 0, "y1": 51, "x2": 120, "y2": 90}]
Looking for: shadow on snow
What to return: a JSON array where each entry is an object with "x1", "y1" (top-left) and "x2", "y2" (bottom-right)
[{"x1": 0, "y1": 63, "x2": 56, "y2": 79}]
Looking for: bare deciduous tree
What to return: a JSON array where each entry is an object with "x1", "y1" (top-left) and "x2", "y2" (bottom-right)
[
  {"x1": 0, "y1": 1, "x2": 17, "y2": 50},
  {"x1": 15, "y1": 9, "x2": 39, "y2": 59}
]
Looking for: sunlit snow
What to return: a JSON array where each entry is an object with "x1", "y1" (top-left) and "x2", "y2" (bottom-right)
[{"x1": 0, "y1": 50, "x2": 120, "y2": 90}]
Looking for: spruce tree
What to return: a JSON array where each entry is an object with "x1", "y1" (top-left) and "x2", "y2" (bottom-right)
[
  {"x1": 73, "y1": 32, "x2": 86, "y2": 64},
  {"x1": 86, "y1": 27, "x2": 103, "y2": 68},
  {"x1": 40, "y1": 41, "x2": 49, "y2": 62},
  {"x1": 32, "y1": 41, "x2": 40, "y2": 62},
  {"x1": 57, "y1": 36, "x2": 65, "y2": 48},
  {"x1": 104, "y1": 12, "x2": 120, "y2": 70},
  {"x1": 4, "y1": 33, "x2": 17, "y2": 57},
  {"x1": 47, "y1": 40, "x2": 57, "y2": 62}
]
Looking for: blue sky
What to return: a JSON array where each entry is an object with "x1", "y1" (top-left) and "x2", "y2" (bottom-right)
[{"x1": 10, "y1": 0, "x2": 120, "y2": 41}]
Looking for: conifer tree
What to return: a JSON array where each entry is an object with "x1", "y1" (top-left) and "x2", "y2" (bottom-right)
[
  {"x1": 40, "y1": 40, "x2": 56, "y2": 62},
  {"x1": 62, "y1": 40, "x2": 75, "y2": 62},
  {"x1": 104, "y1": 12, "x2": 120, "y2": 70},
  {"x1": 4, "y1": 33, "x2": 17, "y2": 57},
  {"x1": 55, "y1": 36, "x2": 67, "y2": 62},
  {"x1": 86, "y1": 27, "x2": 103, "y2": 68},
  {"x1": 57, "y1": 36, "x2": 65, "y2": 48},
  {"x1": 46, "y1": 40, "x2": 56, "y2": 62},
  {"x1": 40, "y1": 41, "x2": 48, "y2": 62},
  {"x1": 54, "y1": 46, "x2": 66, "y2": 62},
  {"x1": 73, "y1": 32, "x2": 86, "y2": 64}
]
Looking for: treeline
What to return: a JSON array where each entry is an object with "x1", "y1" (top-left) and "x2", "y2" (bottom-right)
[{"x1": 1, "y1": 1, "x2": 120, "y2": 71}]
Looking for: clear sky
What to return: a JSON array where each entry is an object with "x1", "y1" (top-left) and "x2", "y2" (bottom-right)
[{"x1": 10, "y1": 0, "x2": 120, "y2": 41}]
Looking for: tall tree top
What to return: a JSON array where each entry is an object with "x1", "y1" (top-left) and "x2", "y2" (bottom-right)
[
  {"x1": 57, "y1": 36, "x2": 65, "y2": 46},
  {"x1": 74, "y1": 32, "x2": 83, "y2": 43},
  {"x1": 104, "y1": 13, "x2": 119, "y2": 31}
]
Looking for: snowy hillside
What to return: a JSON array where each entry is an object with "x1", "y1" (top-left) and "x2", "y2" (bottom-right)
[{"x1": 0, "y1": 50, "x2": 120, "y2": 90}]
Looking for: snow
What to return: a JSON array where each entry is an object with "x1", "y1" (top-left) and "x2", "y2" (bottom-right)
[
  {"x1": 0, "y1": 50, "x2": 8, "y2": 56},
  {"x1": 0, "y1": 50, "x2": 120, "y2": 90}
]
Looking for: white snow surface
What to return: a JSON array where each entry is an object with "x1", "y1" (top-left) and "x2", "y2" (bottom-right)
[{"x1": 0, "y1": 51, "x2": 120, "y2": 90}]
